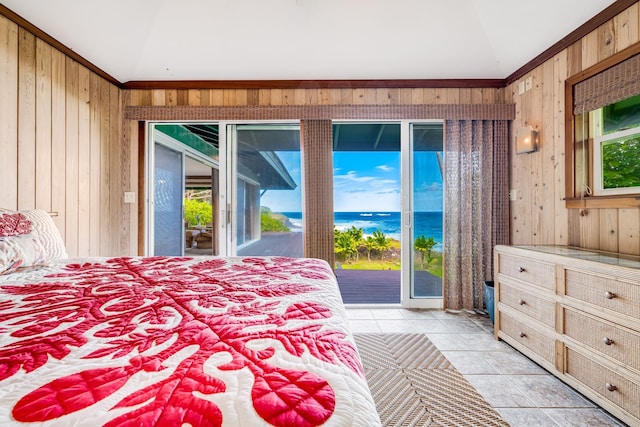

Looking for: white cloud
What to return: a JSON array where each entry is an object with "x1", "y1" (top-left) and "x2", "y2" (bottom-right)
[
  {"x1": 334, "y1": 189, "x2": 401, "y2": 212},
  {"x1": 376, "y1": 164, "x2": 393, "y2": 172},
  {"x1": 417, "y1": 182, "x2": 443, "y2": 192},
  {"x1": 334, "y1": 170, "x2": 376, "y2": 184}
]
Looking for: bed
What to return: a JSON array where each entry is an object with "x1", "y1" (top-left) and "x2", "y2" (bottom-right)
[{"x1": 0, "y1": 209, "x2": 380, "y2": 426}]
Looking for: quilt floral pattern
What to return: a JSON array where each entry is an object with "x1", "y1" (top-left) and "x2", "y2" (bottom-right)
[
  {"x1": 0, "y1": 256, "x2": 366, "y2": 426},
  {"x1": 0, "y1": 213, "x2": 32, "y2": 237}
]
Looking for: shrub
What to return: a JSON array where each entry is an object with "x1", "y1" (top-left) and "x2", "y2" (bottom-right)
[
  {"x1": 261, "y1": 210, "x2": 290, "y2": 232},
  {"x1": 184, "y1": 199, "x2": 213, "y2": 227}
]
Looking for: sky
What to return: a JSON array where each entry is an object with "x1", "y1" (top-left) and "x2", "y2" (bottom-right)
[{"x1": 260, "y1": 150, "x2": 443, "y2": 213}]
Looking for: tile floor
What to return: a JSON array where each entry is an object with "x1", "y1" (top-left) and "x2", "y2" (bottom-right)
[{"x1": 345, "y1": 305, "x2": 628, "y2": 427}]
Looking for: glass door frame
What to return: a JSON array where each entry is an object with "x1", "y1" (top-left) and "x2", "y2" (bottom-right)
[
  {"x1": 145, "y1": 122, "x2": 220, "y2": 256},
  {"x1": 221, "y1": 121, "x2": 301, "y2": 256},
  {"x1": 400, "y1": 120, "x2": 444, "y2": 309},
  {"x1": 331, "y1": 119, "x2": 444, "y2": 308}
]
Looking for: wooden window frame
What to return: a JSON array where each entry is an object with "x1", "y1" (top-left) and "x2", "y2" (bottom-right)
[{"x1": 564, "y1": 42, "x2": 640, "y2": 209}]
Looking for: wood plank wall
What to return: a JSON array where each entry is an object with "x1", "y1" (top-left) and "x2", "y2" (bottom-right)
[
  {"x1": 0, "y1": 14, "x2": 133, "y2": 258},
  {"x1": 127, "y1": 87, "x2": 504, "y2": 107},
  {"x1": 507, "y1": 2, "x2": 640, "y2": 255}
]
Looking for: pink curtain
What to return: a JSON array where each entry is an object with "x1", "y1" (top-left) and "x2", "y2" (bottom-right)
[{"x1": 444, "y1": 120, "x2": 509, "y2": 311}]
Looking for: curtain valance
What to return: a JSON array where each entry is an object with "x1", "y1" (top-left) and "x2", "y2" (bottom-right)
[{"x1": 125, "y1": 104, "x2": 515, "y2": 121}]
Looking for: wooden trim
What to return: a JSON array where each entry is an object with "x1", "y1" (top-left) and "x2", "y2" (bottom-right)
[
  {"x1": 564, "y1": 79, "x2": 576, "y2": 200},
  {"x1": 0, "y1": 5, "x2": 121, "y2": 88},
  {"x1": 137, "y1": 121, "x2": 146, "y2": 256},
  {"x1": 506, "y1": 0, "x2": 638, "y2": 85},
  {"x1": 122, "y1": 79, "x2": 506, "y2": 90},
  {"x1": 565, "y1": 196, "x2": 640, "y2": 209}
]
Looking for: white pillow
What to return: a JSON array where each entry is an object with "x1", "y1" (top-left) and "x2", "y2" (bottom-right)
[
  {"x1": 0, "y1": 233, "x2": 48, "y2": 275},
  {"x1": 0, "y1": 209, "x2": 68, "y2": 260}
]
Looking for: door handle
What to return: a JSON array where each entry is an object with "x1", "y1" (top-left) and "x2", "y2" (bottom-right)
[{"x1": 404, "y1": 211, "x2": 412, "y2": 228}]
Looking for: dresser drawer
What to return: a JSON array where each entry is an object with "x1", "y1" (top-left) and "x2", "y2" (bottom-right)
[
  {"x1": 498, "y1": 253, "x2": 555, "y2": 291},
  {"x1": 499, "y1": 311, "x2": 555, "y2": 365},
  {"x1": 565, "y1": 269, "x2": 640, "y2": 318},
  {"x1": 563, "y1": 307, "x2": 640, "y2": 373},
  {"x1": 565, "y1": 347, "x2": 640, "y2": 420},
  {"x1": 498, "y1": 281, "x2": 555, "y2": 328}
]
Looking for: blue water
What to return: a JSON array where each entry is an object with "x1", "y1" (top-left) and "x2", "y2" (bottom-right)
[{"x1": 279, "y1": 211, "x2": 443, "y2": 249}]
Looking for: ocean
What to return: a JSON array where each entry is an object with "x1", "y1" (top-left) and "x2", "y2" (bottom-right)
[{"x1": 279, "y1": 211, "x2": 443, "y2": 249}]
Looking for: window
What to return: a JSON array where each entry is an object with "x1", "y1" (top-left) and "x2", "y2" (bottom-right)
[
  {"x1": 592, "y1": 94, "x2": 640, "y2": 196},
  {"x1": 566, "y1": 44, "x2": 640, "y2": 207},
  {"x1": 594, "y1": 128, "x2": 640, "y2": 195}
]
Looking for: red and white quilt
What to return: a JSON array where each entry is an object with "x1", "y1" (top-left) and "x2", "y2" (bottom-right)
[{"x1": 0, "y1": 256, "x2": 379, "y2": 426}]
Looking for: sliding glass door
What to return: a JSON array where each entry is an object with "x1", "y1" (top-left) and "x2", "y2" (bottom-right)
[
  {"x1": 331, "y1": 121, "x2": 443, "y2": 308},
  {"x1": 152, "y1": 142, "x2": 184, "y2": 255},
  {"x1": 148, "y1": 124, "x2": 219, "y2": 256},
  {"x1": 146, "y1": 119, "x2": 443, "y2": 309},
  {"x1": 147, "y1": 122, "x2": 301, "y2": 258},
  {"x1": 401, "y1": 122, "x2": 444, "y2": 308},
  {"x1": 227, "y1": 124, "x2": 303, "y2": 257}
]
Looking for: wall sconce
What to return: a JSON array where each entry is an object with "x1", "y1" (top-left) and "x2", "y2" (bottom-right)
[{"x1": 515, "y1": 126, "x2": 538, "y2": 154}]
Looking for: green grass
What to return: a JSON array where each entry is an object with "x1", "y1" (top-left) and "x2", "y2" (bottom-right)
[
  {"x1": 340, "y1": 259, "x2": 401, "y2": 270},
  {"x1": 417, "y1": 251, "x2": 443, "y2": 277},
  {"x1": 336, "y1": 250, "x2": 443, "y2": 278}
]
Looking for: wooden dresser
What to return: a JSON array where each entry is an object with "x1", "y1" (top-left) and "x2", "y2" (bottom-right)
[{"x1": 494, "y1": 245, "x2": 640, "y2": 427}]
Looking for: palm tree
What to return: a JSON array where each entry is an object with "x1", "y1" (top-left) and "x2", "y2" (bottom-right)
[
  {"x1": 414, "y1": 235, "x2": 437, "y2": 268},
  {"x1": 346, "y1": 226, "x2": 364, "y2": 261},
  {"x1": 372, "y1": 229, "x2": 390, "y2": 260},
  {"x1": 334, "y1": 228, "x2": 357, "y2": 262},
  {"x1": 363, "y1": 236, "x2": 377, "y2": 261}
]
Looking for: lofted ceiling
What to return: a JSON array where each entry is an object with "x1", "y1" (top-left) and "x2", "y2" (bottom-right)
[{"x1": 1, "y1": 0, "x2": 618, "y2": 84}]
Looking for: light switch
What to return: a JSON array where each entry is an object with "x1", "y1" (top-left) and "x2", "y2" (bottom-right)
[
  {"x1": 509, "y1": 190, "x2": 517, "y2": 201},
  {"x1": 124, "y1": 192, "x2": 136, "y2": 203},
  {"x1": 518, "y1": 81, "x2": 525, "y2": 95},
  {"x1": 525, "y1": 76, "x2": 532, "y2": 91}
]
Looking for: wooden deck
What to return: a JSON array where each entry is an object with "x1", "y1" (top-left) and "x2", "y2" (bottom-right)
[
  {"x1": 237, "y1": 232, "x2": 303, "y2": 257},
  {"x1": 237, "y1": 232, "x2": 442, "y2": 304},
  {"x1": 336, "y1": 269, "x2": 442, "y2": 303}
]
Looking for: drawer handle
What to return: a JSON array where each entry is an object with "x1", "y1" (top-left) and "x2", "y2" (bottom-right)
[
  {"x1": 606, "y1": 383, "x2": 617, "y2": 392},
  {"x1": 604, "y1": 291, "x2": 616, "y2": 300},
  {"x1": 518, "y1": 267, "x2": 526, "y2": 273},
  {"x1": 518, "y1": 299, "x2": 526, "y2": 305},
  {"x1": 603, "y1": 337, "x2": 614, "y2": 346},
  {"x1": 519, "y1": 332, "x2": 526, "y2": 338}
]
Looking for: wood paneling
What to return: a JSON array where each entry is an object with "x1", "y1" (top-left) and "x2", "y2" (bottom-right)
[
  {"x1": 78, "y1": 66, "x2": 91, "y2": 257},
  {"x1": 1, "y1": 16, "x2": 18, "y2": 210},
  {"x1": 128, "y1": 87, "x2": 504, "y2": 108},
  {"x1": 89, "y1": 72, "x2": 101, "y2": 256},
  {"x1": 109, "y1": 84, "x2": 122, "y2": 256},
  {"x1": 65, "y1": 57, "x2": 79, "y2": 256},
  {"x1": 99, "y1": 78, "x2": 112, "y2": 256},
  {"x1": 17, "y1": 28, "x2": 36, "y2": 210},
  {"x1": 508, "y1": 2, "x2": 640, "y2": 255},
  {"x1": 618, "y1": 208, "x2": 640, "y2": 254},
  {"x1": 35, "y1": 39, "x2": 52, "y2": 212},
  {"x1": 0, "y1": 16, "x2": 124, "y2": 257},
  {"x1": 51, "y1": 47, "x2": 65, "y2": 233},
  {"x1": 552, "y1": 52, "x2": 569, "y2": 246},
  {"x1": 614, "y1": 2, "x2": 639, "y2": 49}
]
